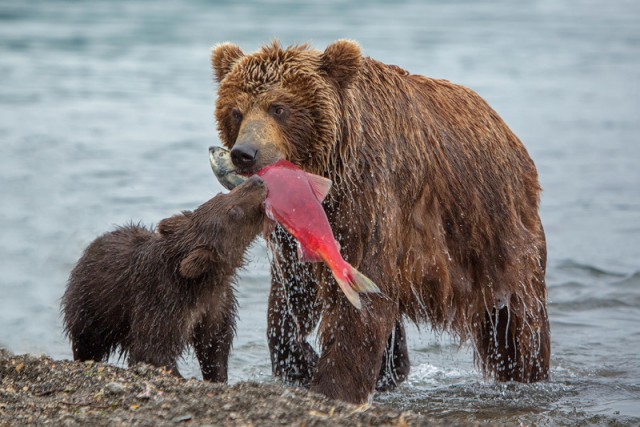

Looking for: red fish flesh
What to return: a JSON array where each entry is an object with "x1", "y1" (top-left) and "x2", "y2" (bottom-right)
[{"x1": 257, "y1": 160, "x2": 380, "y2": 309}]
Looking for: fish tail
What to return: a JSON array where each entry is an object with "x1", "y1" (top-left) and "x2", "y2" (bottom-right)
[
  {"x1": 349, "y1": 266, "x2": 381, "y2": 294},
  {"x1": 333, "y1": 274, "x2": 363, "y2": 310},
  {"x1": 332, "y1": 264, "x2": 381, "y2": 310}
]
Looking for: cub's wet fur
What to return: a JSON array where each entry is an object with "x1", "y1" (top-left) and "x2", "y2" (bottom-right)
[{"x1": 62, "y1": 177, "x2": 266, "y2": 382}]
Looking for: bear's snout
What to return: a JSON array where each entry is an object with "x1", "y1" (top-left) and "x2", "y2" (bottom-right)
[
  {"x1": 231, "y1": 144, "x2": 258, "y2": 170},
  {"x1": 233, "y1": 175, "x2": 267, "y2": 204},
  {"x1": 230, "y1": 114, "x2": 286, "y2": 172}
]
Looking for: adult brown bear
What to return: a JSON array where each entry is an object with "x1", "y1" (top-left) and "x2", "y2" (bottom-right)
[{"x1": 211, "y1": 40, "x2": 550, "y2": 403}]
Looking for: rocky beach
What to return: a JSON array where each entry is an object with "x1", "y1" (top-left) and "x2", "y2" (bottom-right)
[{"x1": 0, "y1": 348, "x2": 456, "y2": 426}]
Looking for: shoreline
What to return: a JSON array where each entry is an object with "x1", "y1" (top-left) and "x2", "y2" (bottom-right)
[{"x1": 0, "y1": 348, "x2": 457, "y2": 426}]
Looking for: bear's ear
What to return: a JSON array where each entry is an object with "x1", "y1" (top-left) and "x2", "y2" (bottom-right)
[
  {"x1": 211, "y1": 42, "x2": 244, "y2": 83},
  {"x1": 157, "y1": 211, "x2": 191, "y2": 236},
  {"x1": 179, "y1": 247, "x2": 218, "y2": 279},
  {"x1": 320, "y1": 39, "x2": 362, "y2": 87}
]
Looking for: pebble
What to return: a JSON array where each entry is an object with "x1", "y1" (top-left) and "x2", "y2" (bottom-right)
[
  {"x1": 58, "y1": 414, "x2": 77, "y2": 426},
  {"x1": 134, "y1": 364, "x2": 151, "y2": 376},
  {"x1": 105, "y1": 382, "x2": 125, "y2": 395},
  {"x1": 280, "y1": 389, "x2": 295, "y2": 399},
  {"x1": 172, "y1": 414, "x2": 193, "y2": 423}
]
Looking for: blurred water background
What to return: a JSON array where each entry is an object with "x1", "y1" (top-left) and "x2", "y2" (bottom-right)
[{"x1": 1, "y1": 0, "x2": 639, "y2": 424}]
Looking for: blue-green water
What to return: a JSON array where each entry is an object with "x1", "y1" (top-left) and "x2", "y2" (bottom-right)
[{"x1": 1, "y1": 1, "x2": 639, "y2": 425}]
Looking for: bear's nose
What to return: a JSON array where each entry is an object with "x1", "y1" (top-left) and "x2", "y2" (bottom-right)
[{"x1": 230, "y1": 144, "x2": 258, "y2": 169}]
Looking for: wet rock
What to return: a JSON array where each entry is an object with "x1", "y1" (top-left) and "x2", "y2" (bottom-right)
[
  {"x1": 134, "y1": 363, "x2": 152, "y2": 376},
  {"x1": 58, "y1": 414, "x2": 78, "y2": 426},
  {"x1": 172, "y1": 414, "x2": 193, "y2": 423},
  {"x1": 105, "y1": 381, "x2": 125, "y2": 395}
]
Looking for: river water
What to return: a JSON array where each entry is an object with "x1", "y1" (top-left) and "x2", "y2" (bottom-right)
[{"x1": 1, "y1": 0, "x2": 638, "y2": 425}]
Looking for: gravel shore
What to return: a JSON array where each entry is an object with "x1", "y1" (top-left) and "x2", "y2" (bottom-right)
[{"x1": 0, "y1": 348, "x2": 455, "y2": 426}]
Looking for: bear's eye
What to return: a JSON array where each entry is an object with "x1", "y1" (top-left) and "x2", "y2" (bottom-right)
[
  {"x1": 231, "y1": 108, "x2": 243, "y2": 123},
  {"x1": 229, "y1": 206, "x2": 244, "y2": 221},
  {"x1": 269, "y1": 104, "x2": 288, "y2": 119}
]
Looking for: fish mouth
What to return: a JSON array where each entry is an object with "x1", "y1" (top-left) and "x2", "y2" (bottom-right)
[{"x1": 209, "y1": 146, "x2": 247, "y2": 175}]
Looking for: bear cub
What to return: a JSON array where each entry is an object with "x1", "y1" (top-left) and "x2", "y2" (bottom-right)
[{"x1": 62, "y1": 176, "x2": 266, "y2": 382}]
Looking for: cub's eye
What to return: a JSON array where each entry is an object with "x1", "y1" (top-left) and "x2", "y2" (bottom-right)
[
  {"x1": 269, "y1": 104, "x2": 288, "y2": 119},
  {"x1": 229, "y1": 207, "x2": 244, "y2": 220},
  {"x1": 231, "y1": 108, "x2": 243, "y2": 122}
]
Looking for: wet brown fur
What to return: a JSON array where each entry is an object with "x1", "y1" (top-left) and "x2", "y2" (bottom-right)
[
  {"x1": 61, "y1": 177, "x2": 266, "y2": 382},
  {"x1": 212, "y1": 40, "x2": 550, "y2": 403}
]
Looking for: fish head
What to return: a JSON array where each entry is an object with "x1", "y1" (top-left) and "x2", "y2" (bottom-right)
[
  {"x1": 211, "y1": 40, "x2": 363, "y2": 175},
  {"x1": 208, "y1": 146, "x2": 248, "y2": 190},
  {"x1": 209, "y1": 145, "x2": 233, "y2": 168}
]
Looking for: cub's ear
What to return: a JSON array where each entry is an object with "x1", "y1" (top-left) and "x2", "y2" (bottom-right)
[
  {"x1": 157, "y1": 211, "x2": 191, "y2": 236},
  {"x1": 211, "y1": 42, "x2": 244, "y2": 83},
  {"x1": 179, "y1": 247, "x2": 218, "y2": 279},
  {"x1": 320, "y1": 39, "x2": 362, "y2": 87}
]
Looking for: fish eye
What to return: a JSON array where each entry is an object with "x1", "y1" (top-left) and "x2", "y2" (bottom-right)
[{"x1": 231, "y1": 108, "x2": 243, "y2": 122}]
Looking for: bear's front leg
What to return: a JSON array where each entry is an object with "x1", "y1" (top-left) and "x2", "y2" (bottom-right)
[
  {"x1": 128, "y1": 333, "x2": 183, "y2": 378},
  {"x1": 267, "y1": 228, "x2": 321, "y2": 386},
  {"x1": 311, "y1": 297, "x2": 397, "y2": 404},
  {"x1": 192, "y1": 299, "x2": 237, "y2": 383},
  {"x1": 376, "y1": 319, "x2": 410, "y2": 392},
  {"x1": 267, "y1": 272, "x2": 320, "y2": 386}
]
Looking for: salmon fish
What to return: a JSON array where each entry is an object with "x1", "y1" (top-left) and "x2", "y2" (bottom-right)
[
  {"x1": 209, "y1": 146, "x2": 247, "y2": 190},
  {"x1": 257, "y1": 160, "x2": 381, "y2": 309}
]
